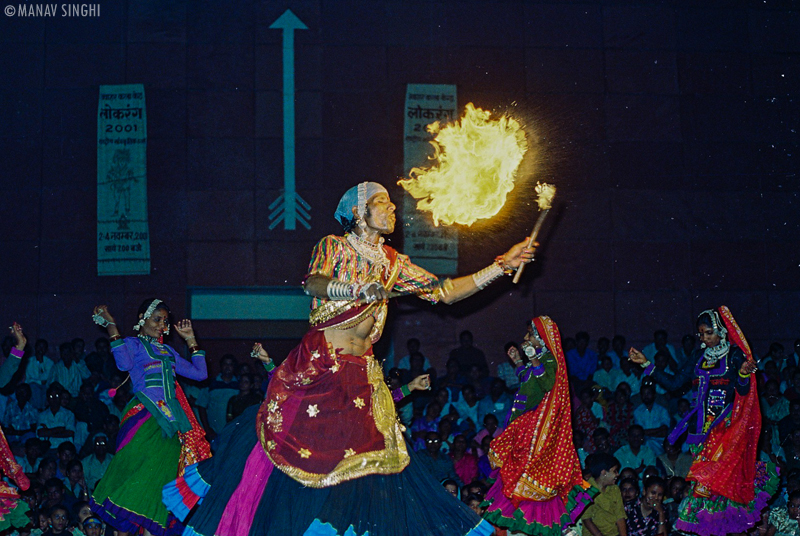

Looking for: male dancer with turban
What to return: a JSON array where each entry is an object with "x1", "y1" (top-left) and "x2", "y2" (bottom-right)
[{"x1": 164, "y1": 181, "x2": 534, "y2": 536}]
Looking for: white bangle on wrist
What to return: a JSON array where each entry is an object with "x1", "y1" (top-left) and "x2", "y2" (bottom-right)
[{"x1": 472, "y1": 261, "x2": 505, "y2": 290}]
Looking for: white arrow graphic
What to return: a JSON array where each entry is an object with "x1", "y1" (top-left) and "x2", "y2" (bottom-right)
[{"x1": 269, "y1": 9, "x2": 310, "y2": 230}]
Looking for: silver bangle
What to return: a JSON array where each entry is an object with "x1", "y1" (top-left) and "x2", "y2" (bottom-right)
[
  {"x1": 472, "y1": 262, "x2": 504, "y2": 290},
  {"x1": 326, "y1": 280, "x2": 355, "y2": 300}
]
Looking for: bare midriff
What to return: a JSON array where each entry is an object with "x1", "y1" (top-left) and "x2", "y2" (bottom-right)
[{"x1": 322, "y1": 315, "x2": 375, "y2": 357}]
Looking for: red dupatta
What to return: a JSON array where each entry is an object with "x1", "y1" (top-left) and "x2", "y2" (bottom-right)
[
  {"x1": 687, "y1": 305, "x2": 760, "y2": 504},
  {"x1": 489, "y1": 316, "x2": 586, "y2": 504}
]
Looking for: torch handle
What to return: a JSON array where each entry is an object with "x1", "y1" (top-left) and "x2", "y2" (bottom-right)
[{"x1": 512, "y1": 208, "x2": 549, "y2": 284}]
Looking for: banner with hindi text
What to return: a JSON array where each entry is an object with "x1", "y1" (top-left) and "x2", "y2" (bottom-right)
[
  {"x1": 402, "y1": 84, "x2": 459, "y2": 275},
  {"x1": 97, "y1": 84, "x2": 150, "y2": 276}
]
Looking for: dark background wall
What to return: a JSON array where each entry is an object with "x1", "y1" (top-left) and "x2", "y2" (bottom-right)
[{"x1": 1, "y1": 0, "x2": 799, "y2": 373}]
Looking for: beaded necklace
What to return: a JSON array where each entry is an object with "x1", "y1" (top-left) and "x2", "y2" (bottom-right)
[{"x1": 346, "y1": 232, "x2": 390, "y2": 277}]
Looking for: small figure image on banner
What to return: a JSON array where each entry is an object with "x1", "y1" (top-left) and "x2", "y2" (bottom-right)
[{"x1": 97, "y1": 84, "x2": 150, "y2": 276}]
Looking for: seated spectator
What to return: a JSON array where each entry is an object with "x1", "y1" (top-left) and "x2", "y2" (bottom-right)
[
  {"x1": 664, "y1": 477, "x2": 687, "y2": 529},
  {"x1": 437, "y1": 417, "x2": 455, "y2": 455},
  {"x1": 619, "y1": 477, "x2": 640, "y2": 506},
  {"x1": 72, "y1": 339, "x2": 86, "y2": 365},
  {"x1": 36, "y1": 385, "x2": 76, "y2": 449},
  {"x1": 449, "y1": 330, "x2": 489, "y2": 377},
  {"x1": 476, "y1": 435, "x2": 493, "y2": 480},
  {"x1": 48, "y1": 343, "x2": 90, "y2": 399},
  {"x1": 84, "y1": 337, "x2": 114, "y2": 380},
  {"x1": 81, "y1": 516, "x2": 104, "y2": 536},
  {"x1": 73, "y1": 383, "x2": 109, "y2": 434},
  {"x1": 641, "y1": 465, "x2": 660, "y2": 482},
  {"x1": 226, "y1": 373, "x2": 263, "y2": 422},
  {"x1": 761, "y1": 342, "x2": 788, "y2": 373},
  {"x1": 477, "y1": 379, "x2": 512, "y2": 425},
  {"x1": 763, "y1": 379, "x2": 790, "y2": 451},
  {"x1": 624, "y1": 476, "x2": 667, "y2": 536},
  {"x1": 16, "y1": 437, "x2": 45, "y2": 474},
  {"x1": 442, "y1": 479, "x2": 459, "y2": 499},
  {"x1": 656, "y1": 438, "x2": 692, "y2": 478},
  {"x1": 574, "y1": 429, "x2": 588, "y2": 465},
  {"x1": 64, "y1": 459, "x2": 88, "y2": 502},
  {"x1": 449, "y1": 434, "x2": 478, "y2": 486},
  {"x1": 42, "y1": 505, "x2": 71, "y2": 536},
  {"x1": 597, "y1": 337, "x2": 611, "y2": 361},
  {"x1": 671, "y1": 398, "x2": 690, "y2": 428},
  {"x1": 614, "y1": 425, "x2": 656, "y2": 477},
  {"x1": 582, "y1": 452, "x2": 625, "y2": 536},
  {"x1": 594, "y1": 355, "x2": 624, "y2": 394},
  {"x1": 396, "y1": 338, "x2": 431, "y2": 371},
  {"x1": 565, "y1": 331, "x2": 598, "y2": 388},
  {"x1": 4, "y1": 383, "x2": 39, "y2": 444},
  {"x1": 431, "y1": 388, "x2": 455, "y2": 418},
  {"x1": 411, "y1": 401, "x2": 442, "y2": 451},
  {"x1": 452, "y1": 385, "x2": 480, "y2": 431},
  {"x1": 26, "y1": 339, "x2": 54, "y2": 410},
  {"x1": 608, "y1": 335, "x2": 628, "y2": 369},
  {"x1": 573, "y1": 387, "x2": 600, "y2": 449},
  {"x1": 32, "y1": 509, "x2": 50, "y2": 535},
  {"x1": 435, "y1": 358, "x2": 468, "y2": 400},
  {"x1": 618, "y1": 357, "x2": 642, "y2": 397},
  {"x1": 43, "y1": 478, "x2": 75, "y2": 513},
  {"x1": 633, "y1": 384, "x2": 670, "y2": 455},
  {"x1": 675, "y1": 335, "x2": 695, "y2": 370},
  {"x1": 473, "y1": 414, "x2": 502, "y2": 456},
  {"x1": 619, "y1": 467, "x2": 637, "y2": 483},
  {"x1": 417, "y1": 431, "x2": 462, "y2": 486},
  {"x1": 465, "y1": 494, "x2": 485, "y2": 517},
  {"x1": 55, "y1": 442, "x2": 77, "y2": 481},
  {"x1": 642, "y1": 330, "x2": 677, "y2": 363},
  {"x1": 207, "y1": 354, "x2": 239, "y2": 435},
  {"x1": 605, "y1": 383, "x2": 634, "y2": 449},
  {"x1": 465, "y1": 364, "x2": 493, "y2": 400},
  {"x1": 82, "y1": 434, "x2": 112, "y2": 493},
  {"x1": 762, "y1": 360, "x2": 782, "y2": 390},
  {"x1": 768, "y1": 489, "x2": 800, "y2": 536},
  {"x1": 34, "y1": 458, "x2": 57, "y2": 488},
  {"x1": 496, "y1": 342, "x2": 522, "y2": 391},
  {"x1": 593, "y1": 427, "x2": 614, "y2": 455},
  {"x1": 400, "y1": 351, "x2": 429, "y2": 385}
]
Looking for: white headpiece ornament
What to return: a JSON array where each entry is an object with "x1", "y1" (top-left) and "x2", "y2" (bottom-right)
[{"x1": 134, "y1": 299, "x2": 163, "y2": 331}]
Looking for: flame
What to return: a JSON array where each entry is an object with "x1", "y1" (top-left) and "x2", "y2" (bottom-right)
[
  {"x1": 535, "y1": 182, "x2": 555, "y2": 211},
  {"x1": 399, "y1": 103, "x2": 528, "y2": 226}
]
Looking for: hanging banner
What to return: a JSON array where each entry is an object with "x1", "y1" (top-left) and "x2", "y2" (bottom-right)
[
  {"x1": 97, "y1": 84, "x2": 150, "y2": 276},
  {"x1": 402, "y1": 84, "x2": 458, "y2": 275}
]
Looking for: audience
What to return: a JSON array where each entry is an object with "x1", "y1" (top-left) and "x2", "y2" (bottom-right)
[{"x1": 4, "y1": 319, "x2": 799, "y2": 534}]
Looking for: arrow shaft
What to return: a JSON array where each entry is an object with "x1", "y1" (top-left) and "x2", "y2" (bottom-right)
[{"x1": 282, "y1": 29, "x2": 297, "y2": 230}]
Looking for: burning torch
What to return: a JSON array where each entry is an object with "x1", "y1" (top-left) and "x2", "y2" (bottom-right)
[{"x1": 513, "y1": 182, "x2": 555, "y2": 284}]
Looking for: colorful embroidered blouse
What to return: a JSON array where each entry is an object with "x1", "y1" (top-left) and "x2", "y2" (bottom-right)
[
  {"x1": 505, "y1": 351, "x2": 557, "y2": 425},
  {"x1": 111, "y1": 337, "x2": 207, "y2": 437},
  {"x1": 307, "y1": 235, "x2": 442, "y2": 308}
]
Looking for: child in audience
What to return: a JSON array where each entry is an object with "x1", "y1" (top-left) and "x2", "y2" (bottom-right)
[
  {"x1": 42, "y1": 505, "x2": 70, "y2": 536},
  {"x1": 624, "y1": 476, "x2": 667, "y2": 536},
  {"x1": 619, "y1": 477, "x2": 640, "y2": 506},
  {"x1": 582, "y1": 453, "x2": 625, "y2": 536}
]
